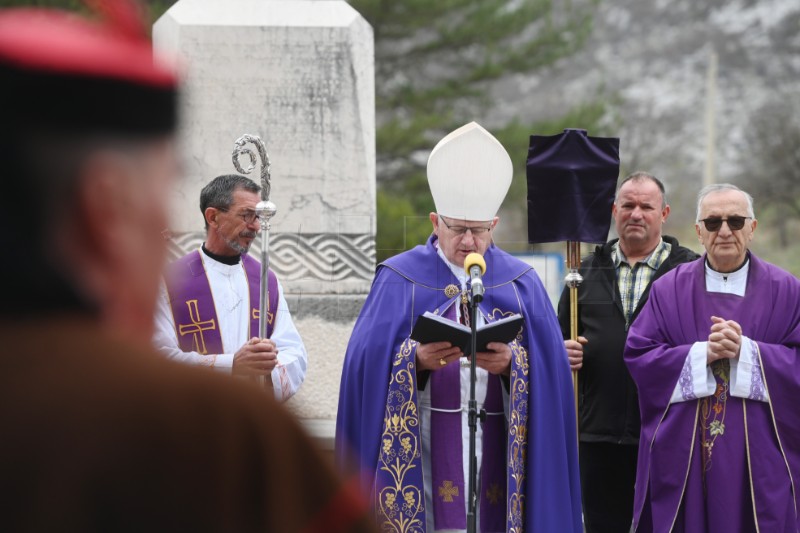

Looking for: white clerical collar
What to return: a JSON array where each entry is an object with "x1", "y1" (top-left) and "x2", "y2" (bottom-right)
[
  {"x1": 705, "y1": 258, "x2": 749, "y2": 297},
  {"x1": 200, "y1": 247, "x2": 245, "y2": 275},
  {"x1": 435, "y1": 241, "x2": 468, "y2": 290}
]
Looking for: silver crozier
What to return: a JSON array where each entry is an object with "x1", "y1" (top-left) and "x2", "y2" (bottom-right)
[{"x1": 232, "y1": 134, "x2": 276, "y2": 388}]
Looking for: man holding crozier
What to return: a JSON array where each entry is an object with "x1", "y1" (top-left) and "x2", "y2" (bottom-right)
[{"x1": 153, "y1": 174, "x2": 307, "y2": 401}]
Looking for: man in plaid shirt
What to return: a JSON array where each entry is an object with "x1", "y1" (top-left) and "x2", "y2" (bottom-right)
[{"x1": 557, "y1": 172, "x2": 699, "y2": 533}]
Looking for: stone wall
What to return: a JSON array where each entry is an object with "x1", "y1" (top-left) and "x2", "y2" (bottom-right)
[{"x1": 154, "y1": 0, "x2": 375, "y2": 444}]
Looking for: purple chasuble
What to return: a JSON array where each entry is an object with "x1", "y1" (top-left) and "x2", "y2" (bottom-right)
[
  {"x1": 625, "y1": 253, "x2": 800, "y2": 533},
  {"x1": 676, "y1": 294, "x2": 755, "y2": 532},
  {"x1": 429, "y1": 301, "x2": 506, "y2": 531},
  {"x1": 165, "y1": 250, "x2": 279, "y2": 354},
  {"x1": 335, "y1": 235, "x2": 582, "y2": 533}
]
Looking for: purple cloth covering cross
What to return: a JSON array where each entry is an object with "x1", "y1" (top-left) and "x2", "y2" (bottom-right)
[{"x1": 526, "y1": 128, "x2": 619, "y2": 244}]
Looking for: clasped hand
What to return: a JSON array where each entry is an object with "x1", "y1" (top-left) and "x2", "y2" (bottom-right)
[{"x1": 706, "y1": 315, "x2": 742, "y2": 365}]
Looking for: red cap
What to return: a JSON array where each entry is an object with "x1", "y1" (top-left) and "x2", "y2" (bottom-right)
[{"x1": 0, "y1": 3, "x2": 178, "y2": 135}]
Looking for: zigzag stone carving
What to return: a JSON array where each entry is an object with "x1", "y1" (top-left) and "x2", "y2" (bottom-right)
[{"x1": 166, "y1": 231, "x2": 375, "y2": 282}]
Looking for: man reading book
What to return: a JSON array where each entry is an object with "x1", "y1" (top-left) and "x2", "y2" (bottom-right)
[{"x1": 336, "y1": 122, "x2": 581, "y2": 532}]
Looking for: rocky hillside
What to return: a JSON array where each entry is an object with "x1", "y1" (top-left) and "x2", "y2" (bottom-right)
[{"x1": 493, "y1": 0, "x2": 800, "y2": 237}]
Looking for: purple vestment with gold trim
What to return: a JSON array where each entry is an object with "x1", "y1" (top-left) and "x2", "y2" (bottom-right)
[
  {"x1": 335, "y1": 236, "x2": 581, "y2": 532},
  {"x1": 165, "y1": 250, "x2": 279, "y2": 353},
  {"x1": 625, "y1": 253, "x2": 800, "y2": 532}
]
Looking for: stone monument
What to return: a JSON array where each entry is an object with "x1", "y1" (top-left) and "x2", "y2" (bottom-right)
[{"x1": 153, "y1": 0, "x2": 375, "y2": 451}]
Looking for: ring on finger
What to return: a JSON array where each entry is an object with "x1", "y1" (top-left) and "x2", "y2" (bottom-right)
[{"x1": 439, "y1": 357, "x2": 447, "y2": 367}]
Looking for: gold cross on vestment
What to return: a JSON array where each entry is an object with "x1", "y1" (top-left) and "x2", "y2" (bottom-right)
[
  {"x1": 177, "y1": 300, "x2": 216, "y2": 354},
  {"x1": 486, "y1": 482, "x2": 502, "y2": 505},
  {"x1": 438, "y1": 480, "x2": 459, "y2": 503},
  {"x1": 252, "y1": 308, "x2": 274, "y2": 325}
]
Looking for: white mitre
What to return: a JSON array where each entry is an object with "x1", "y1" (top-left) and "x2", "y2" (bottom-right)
[{"x1": 427, "y1": 121, "x2": 513, "y2": 221}]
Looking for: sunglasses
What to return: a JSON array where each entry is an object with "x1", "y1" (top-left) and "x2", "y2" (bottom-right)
[{"x1": 699, "y1": 216, "x2": 752, "y2": 232}]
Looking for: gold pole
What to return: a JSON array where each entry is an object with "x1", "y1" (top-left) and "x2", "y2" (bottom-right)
[{"x1": 565, "y1": 241, "x2": 583, "y2": 434}]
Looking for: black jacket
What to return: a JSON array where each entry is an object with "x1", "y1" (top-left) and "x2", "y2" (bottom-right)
[{"x1": 557, "y1": 236, "x2": 699, "y2": 444}]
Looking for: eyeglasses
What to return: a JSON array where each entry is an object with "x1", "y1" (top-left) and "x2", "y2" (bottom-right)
[
  {"x1": 699, "y1": 216, "x2": 752, "y2": 232},
  {"x1": 438, "y1": 215, "x2": 493, "y2": 236},
  {"x1": 218, "y1": 208, "x2": 261, "y2": 225}
]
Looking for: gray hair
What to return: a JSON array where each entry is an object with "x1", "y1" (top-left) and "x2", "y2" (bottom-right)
[
  {"x1": 695, "y1": 183, "x2": 755, "y2": 222},
  {"x1": 200, "y1": 174, "x2": 260, "y2": 229},
  {"x1": 615, "y1": 171, "x2": 668, "y2": 208}
]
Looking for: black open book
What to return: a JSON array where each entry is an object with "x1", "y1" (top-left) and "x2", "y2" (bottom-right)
[{"x1": 410, "y1": 311, "x2": 524, "y2": 356}]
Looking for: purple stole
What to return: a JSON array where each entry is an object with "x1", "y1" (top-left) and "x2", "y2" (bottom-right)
[
  {"x1": 429, "y1": 300, "x2": 507, "y2": 532},
  {"x1": 680, "y1": 288, "x2": 756, "y2": 529},
  {"x1": 165, "y1": 250, "x2": 279, "y2": 353},
  {"x1": 627, "y1": 254, "x2": 800, "y2": 531}
]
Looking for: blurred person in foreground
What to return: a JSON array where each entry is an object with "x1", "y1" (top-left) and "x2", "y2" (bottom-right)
[
  {"x1": 625, "y1": 183, "x2": 800, "y2": 532},
  {"x1": 557, "y1": 171, "x2": 698, "y2": 532},
  {"x1": 336, "y1": 122, "x2": 581, "y2": 532},
  {"x1": 153, "y1": 173, "x2": 307, "y2": 401},
  {"x1": 0, "y1": 3, "x2": 371, "y2": 531}
]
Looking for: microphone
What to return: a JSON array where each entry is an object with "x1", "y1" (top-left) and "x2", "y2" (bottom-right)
[{"x1": 464, "y1": 253, "x2": 486, "y2": 303}]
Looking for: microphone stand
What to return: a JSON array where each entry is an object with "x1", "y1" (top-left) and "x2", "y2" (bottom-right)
[{"x1": 466, "y1": 283, "x2": 485, "y2": 533}]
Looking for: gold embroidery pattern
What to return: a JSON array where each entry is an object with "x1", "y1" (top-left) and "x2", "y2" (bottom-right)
[
  {"x1": 438, "y1": 480, "x2": 459, "y2": 503},
  {"x1": 489, "y1": 307, "x2": 516, "y2": 320},
  {"x1": 507, "y1": 337, "x2": 529, "y2": 533},
  {"x1": 378, "y1": 338, "x2": 424, "y2": 533},
  {"x1": 177, "y1": 300, "x2": 217, "y2": 354},
  {"x1": 700, "y1": 358, "x2": 729, "y2": 475},
  {"x1": 444, "y1": 284, "x2": 459, "y2": 298},
  {"x1": 488, "y1": 307, "x2": 527, "y2": 531},
  {"x1": 251, "y1": 308, "x2": 275, "y2": 325}
]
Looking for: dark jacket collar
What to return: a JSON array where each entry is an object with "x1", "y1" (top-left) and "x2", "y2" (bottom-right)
[{"x1": 595, "y1": 235, "x2": 687, "y2": 262}]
